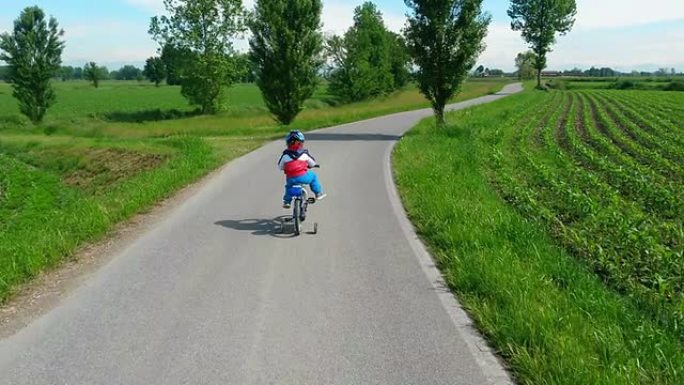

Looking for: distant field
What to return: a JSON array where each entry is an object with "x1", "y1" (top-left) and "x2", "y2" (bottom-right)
[
  {"x1": 0, "y1": 79, "x2": 508, "y2": 138},
  {"x1": 0, "y1": 81, "x2": 266, "y2": 121},
  {"x1": 0, "y1": 79, "x2": 501, "y2": 123},
  {"x1": 395, "y1": 88, "x2": 684, "y2": 384},
  {"x1": 546, "y1": 77, "x2": 684, "y2": 91},
  {"x1": 0, "y1": 78, "x2": 510, "y2": 301}
]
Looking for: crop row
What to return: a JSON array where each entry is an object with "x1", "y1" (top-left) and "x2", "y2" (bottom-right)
[{"x1": 482, "y1": 89, "x2": 684, "y2": 335}]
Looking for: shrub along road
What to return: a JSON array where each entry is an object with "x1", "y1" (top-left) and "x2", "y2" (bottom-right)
[{"x1": 0, "y1": 84, "x2": 522, "y2": 385}]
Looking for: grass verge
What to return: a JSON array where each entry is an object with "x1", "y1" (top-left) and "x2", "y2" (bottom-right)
[
  {"x1": 0, "y1": 136, "x2": 265, "y2": 301},
  {"x1": 393, "y1": 94, "x2": 684, "y2": 384}
]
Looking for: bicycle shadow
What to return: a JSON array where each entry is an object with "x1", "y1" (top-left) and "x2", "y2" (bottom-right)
[{"x1": 214, "y1": 216, "x2": 313, "y2": 238}]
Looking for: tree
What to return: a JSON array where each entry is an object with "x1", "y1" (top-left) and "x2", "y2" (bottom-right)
[
  {"x1": 233, "y1": 53, "x2": 256, "y2": 83},
  {"x1": 248, "y1": 0, "x2": 324, "y2": 125},
  {"x1": 563, "y1": 67, "x2": 582, "y2": 76},
  {"x1": 160, "y1": 43, "x2": 195, "y2": 85},
  {"x1": 115, "y1": 65, "x2": 142, "y2": 80},
  {"x1": 405, "y1": 0, "x2": 491, "y2": 125},
  {"x1": 474, "y1": 64, "x2": 485, "y2": 77},
  {"x1": 655, "y1": 68, "x2": 669, "y2": 77},
  {"x1": 83, "y1": 62, "x2": 107, "y2": 88},
  {"x1": 389, "y1": 32, "x2": 411, "y2": 89},
  {"x1": 583, "y1": 66, "x2": 617, "y2": 78},
  {"x1": 328, "y1": 2, "x2": 394, "y2": 103},
  {"x1": 515, "y1": 51, "x2": 536, "y2": 80},
  {"x1": 0, "y1": 66, "x2": 9, "y2": 81},
  {"x1": 599, "y1": 67, "x2": 615, "y2": 77},
  {"x1": 584, "y1": 66, "x2": 598, "y2": 77},
  {"x1": 0, "y1": 6, "x2": 64, "y2": 123},
  {"x1": 150, "y1": 0, "x2": 247, "y2": 114},
  {"x1": 143, "y1": 56, "x2": 167, "y2": 86},
  {"x1": 326, "y1": 35, "x2": 357, "y2": 102},
  {"x1": 508, "y1": 0, "x2": 577, "y2": 89},
  {"x1": 59, "y1": 66, "x2": 74, "y2": 81}
]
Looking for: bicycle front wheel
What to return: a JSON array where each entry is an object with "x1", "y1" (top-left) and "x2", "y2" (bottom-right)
[{"x1": 293, "y1": 200, "x2": 301, "y2": 236}]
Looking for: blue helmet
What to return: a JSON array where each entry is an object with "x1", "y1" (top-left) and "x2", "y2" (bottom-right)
[{"x1": 285, "y1": 130, "x2": 305, "y2": 145}]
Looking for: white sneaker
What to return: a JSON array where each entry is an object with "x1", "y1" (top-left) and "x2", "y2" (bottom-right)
[
  {"x1": 283, "y1": 202, "x2": 291, "y2": 209},
  {"x1": 315, "y1": 193, "x2": 327, "y2": 201}
]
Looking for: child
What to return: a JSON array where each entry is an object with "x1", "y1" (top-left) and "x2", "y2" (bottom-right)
[{"x1": 277, "y1": 130, "x2": 326, "y2": 209}]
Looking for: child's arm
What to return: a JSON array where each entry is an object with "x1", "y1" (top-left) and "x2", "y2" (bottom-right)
[{"x1": 304, "y1": 153, "x2": 317, "y2": 168}]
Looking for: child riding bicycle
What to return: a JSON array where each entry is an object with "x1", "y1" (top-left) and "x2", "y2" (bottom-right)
[{"x1": 277, "y1": 130, "x2": 326, "y2": 209}]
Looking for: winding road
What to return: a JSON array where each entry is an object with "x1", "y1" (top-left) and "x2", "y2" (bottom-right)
[{"x1": 0, "y1": 83, "x2": 522, "y2": 385}]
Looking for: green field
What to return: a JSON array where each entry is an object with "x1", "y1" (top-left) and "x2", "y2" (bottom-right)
[
  {"x1": 0, "y1": 78, "x2": 510, "y2": 301},
  {"x1": 394, "y1": 88, "x2": 684, "y2": 384}
]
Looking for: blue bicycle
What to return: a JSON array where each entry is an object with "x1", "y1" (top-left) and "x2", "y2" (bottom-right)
[{"x1": 279, "y1": 165, "x2": 320, "y2": 236}]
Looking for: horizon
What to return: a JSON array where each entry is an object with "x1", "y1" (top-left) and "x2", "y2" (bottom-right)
[{"x1": 1, "y1": 0, "x2": 683, "y2": 73}]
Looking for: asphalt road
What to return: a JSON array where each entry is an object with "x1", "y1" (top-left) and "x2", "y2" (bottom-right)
[{"x1": 0, "y1": 83, "x2": 522, "y2": 385}]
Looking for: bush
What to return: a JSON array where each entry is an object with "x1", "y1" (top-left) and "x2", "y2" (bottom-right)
[
  {"x1": 546, "y1": 79, "x2": 567, "y2": 90},
  {"x1": 609, "y1": 79, "x2": 639, "y2": 90},
  {"x1": 662, "y1": 80, "x2": 684, "y2": 92}
]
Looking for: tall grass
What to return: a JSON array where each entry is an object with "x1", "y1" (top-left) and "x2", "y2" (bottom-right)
[{"x1": 393, "y1": 93, "x2": 684, "y2": 384}]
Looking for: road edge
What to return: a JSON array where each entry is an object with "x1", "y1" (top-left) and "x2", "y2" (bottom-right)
[{"x1": 383, "y1": 92, "x2": 520, "y2": 385}]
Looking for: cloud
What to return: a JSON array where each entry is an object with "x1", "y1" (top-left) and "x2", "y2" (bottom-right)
[
  {"x1": 62, "y1": 20, "x2": 149, "y2": 39},
  {"x1": 123, "y1": 0, "x2": 166, "y2": 14},
  {"x1": 476, "y1": 5, "x2": 684, "y2": 71},
  {"x1": 0, "y1": 21, "x2": 10, "y2": 35},
  {"x1": 64, "y1": 46, "x2": 157, "y2": 67},
  {"x1": 478, "y1": 23, "x2": 528, "y2": 71},
  {"x1": 125, "y1": 0, "x2": 257, "y2": 14},
  {"x1": 59, "y1": 19, "x2": 158, "y2": 66},
  {"x1": 320, "y1": 1, "x2": 405, "y2": 36},
  {"x1": 574, "y1": 0, "x2": 684, "y2": 30},
  {"x1": 550, "y1": 24, "x2": 684, "y2": 70}
]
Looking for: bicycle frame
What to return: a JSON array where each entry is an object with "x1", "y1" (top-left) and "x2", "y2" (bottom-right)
[{"x1": 284, "y1": 185, "x2": 316, "y2": 236}]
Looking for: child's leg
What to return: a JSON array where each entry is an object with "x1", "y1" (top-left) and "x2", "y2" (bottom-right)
[
  {"x1": 283, "y1": 179, "x2": 294, "y2": 203},
  {"x1": 304, "y1": 171, "x2": 323, "y2": 195}
]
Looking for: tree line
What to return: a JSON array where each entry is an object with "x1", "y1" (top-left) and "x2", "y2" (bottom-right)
[
  {"x1": 514, "y1": 53, "x2": 682, "y2": 80},
  {"x1": 1, "y1": 0, "x2": 581, "y2": 125},
  {"x1": 0, "y1": 55, "x2": 255, "y2": 85}
]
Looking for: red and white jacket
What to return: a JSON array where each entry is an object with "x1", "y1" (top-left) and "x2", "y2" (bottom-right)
[{"x1": 277, "y1": 148, "x2": 317, "y2": 178}]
